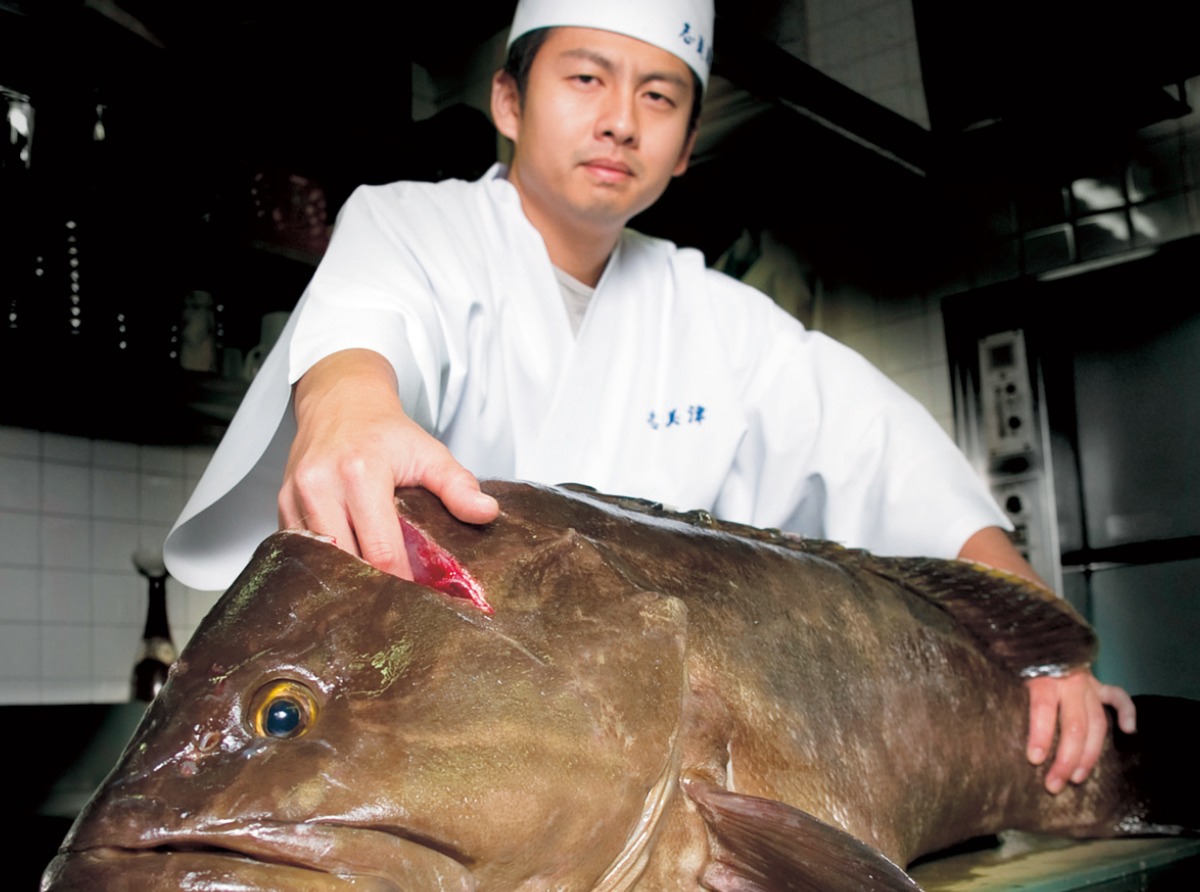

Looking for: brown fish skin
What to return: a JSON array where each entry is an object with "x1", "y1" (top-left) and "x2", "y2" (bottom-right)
[
  {"x1": 43, "y1": 481, "x2": 1175, "y2": 891},
  {"x1": 45, "y1": 516, "x2": 692, "y2": 890},
  {"x1": 394, "y1": 483, "x2": 1133, "y2": 879}
]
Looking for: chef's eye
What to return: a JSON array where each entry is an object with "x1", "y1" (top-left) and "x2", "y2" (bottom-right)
[{"x1": 249, "y1": 680, "x2": 319, "y2": 739}]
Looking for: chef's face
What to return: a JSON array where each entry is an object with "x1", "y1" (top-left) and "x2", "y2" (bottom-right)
[{"x1": 492, "y1": 27, "x2": 698, "y2": 239}]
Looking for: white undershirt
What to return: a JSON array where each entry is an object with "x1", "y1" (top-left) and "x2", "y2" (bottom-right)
[{"x1": 553, "y1": 265, "x2": 595, "y2": 337}]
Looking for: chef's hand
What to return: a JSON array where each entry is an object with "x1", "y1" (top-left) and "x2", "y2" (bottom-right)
[
  {"x1": 278, "y1": 349, "x2": 499, "y2": 579},
  {"x1": 1026, "y1": 670, "x2": 1136, "y2": 794},
  {"x1": 956, "y1": 527, "x2": 1137, "y2": 793}
]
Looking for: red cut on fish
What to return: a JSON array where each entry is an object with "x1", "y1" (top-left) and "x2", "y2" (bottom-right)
[{"x1": 398, "y1": 514, "x2": 492, "y2": 614}]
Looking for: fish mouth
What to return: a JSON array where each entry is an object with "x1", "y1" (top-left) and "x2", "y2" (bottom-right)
[{"x1": 50, "y1": 820, "x2": 475, "y2": 891}]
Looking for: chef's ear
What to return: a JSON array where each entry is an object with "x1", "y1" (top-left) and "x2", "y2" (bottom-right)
[
  {"x1": 673, "y1": 128, "x2": 699, "y2": 178},
  {"x1": 491, "y1": 70, "x2": 521, "y2": 143}
]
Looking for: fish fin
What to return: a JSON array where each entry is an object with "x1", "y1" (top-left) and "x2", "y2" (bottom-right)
[
  {"x1": 863, "y1": 555, "x2": 1097, "y2": 678},
  {"x1": 684, "y1": 778, "x2": 922, "y2": 892},
  {"x1": 550, "y1": 480, "x2": 1092, "y2": 678}
]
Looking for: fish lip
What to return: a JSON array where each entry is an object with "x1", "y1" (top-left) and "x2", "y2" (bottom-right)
[
  {"x1": 50, "y1": 845, "x2": 366, "y2": 886},
  {"x1": 64, "y1": 819, "x2": 474, "y2": 890},
  {"x1": 45, "y1": 849, "x2": 412, "y2": 892}
]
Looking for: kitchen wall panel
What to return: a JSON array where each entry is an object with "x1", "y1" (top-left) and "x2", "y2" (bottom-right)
[{"x1": 0, "y1": 427, "x2": 221, "y2": 704}]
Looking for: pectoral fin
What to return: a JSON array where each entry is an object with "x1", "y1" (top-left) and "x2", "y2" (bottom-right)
[{"x1": 684, "y1": 778, "x2": 922, "y2": 892}]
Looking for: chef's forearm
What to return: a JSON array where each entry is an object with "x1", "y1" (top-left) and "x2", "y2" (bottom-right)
[
  {"x1": 957, "y1": 525, "x2": 1046, "y2": 587},
  {"x1": 293, "y1": 349, "x2": 401, "y2": 422}
]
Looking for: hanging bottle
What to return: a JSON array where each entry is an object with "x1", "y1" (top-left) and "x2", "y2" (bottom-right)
[{"x1": 131, "y1": 548, "x2": 177, "y2": 701}]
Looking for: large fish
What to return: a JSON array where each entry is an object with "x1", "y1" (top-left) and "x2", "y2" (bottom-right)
[{"x1": 43, "y1": 480, "x2": 1195, "y2": 891}]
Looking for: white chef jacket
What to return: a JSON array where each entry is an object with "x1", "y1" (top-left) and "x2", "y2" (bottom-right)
[{"x1": 164, "y1": 164, "x2": 1006, "y2": 591}]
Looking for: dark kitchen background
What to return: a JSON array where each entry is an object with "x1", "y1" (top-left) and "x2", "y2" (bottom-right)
[{"x1": 1, "y1": 0, "x2": 1198, "y2": 709}]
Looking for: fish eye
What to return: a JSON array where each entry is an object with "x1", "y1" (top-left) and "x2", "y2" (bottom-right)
[{"x1": 248, "y1": 680, "x2": 319, "y2": 739}]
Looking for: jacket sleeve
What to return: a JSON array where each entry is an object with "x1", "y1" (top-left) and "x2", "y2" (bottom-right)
[
  {"x1": 712, "y1": 277, "x2": 1007, "y2": 559},
  {"x1": 288, "y1": 182, "x2": 457, "y2": 431},
  {"x1": 164, "y1": 182, "x2": 465, "y2": 590}
]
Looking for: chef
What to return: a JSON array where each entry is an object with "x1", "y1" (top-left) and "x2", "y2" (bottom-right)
[{"x1": 165, "y1": 0, "x2": 1134, "y2": 794}]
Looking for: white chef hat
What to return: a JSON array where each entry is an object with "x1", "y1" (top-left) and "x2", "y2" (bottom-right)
[{"x1": 507, "y1": 0, "x2": 715, "y2": 91}]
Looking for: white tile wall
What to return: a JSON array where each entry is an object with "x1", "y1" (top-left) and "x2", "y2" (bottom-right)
[{"x1": 0, "y1": 428, "x2": 222, "y2": 704}]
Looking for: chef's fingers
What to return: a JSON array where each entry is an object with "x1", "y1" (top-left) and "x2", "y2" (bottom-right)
[
  {"x1": 1098, "y1": 683, "x2": 1137, "y2": 735},
  {"x1": 1024, "y1": 675, "x2": 1059, "y2": 769},
  {"x1": 1027, "y1": 674, "x2": 1082, "y2": 793},
  {"x1": 343, "y1": 470, "x2": 414, "y2": 581},
  {"x1": 278, "y1": 485, "x2": 300, "y2": 529},
  {"x1": 1039, "y1": 676, "x2": 1085, "y2": 794},
  {"x1": 419, "y1": 452, "x2": 500, "y2": 526},
  {"x1": 1066, "y1": 676, "x2": 1111, "y2": 787},
  {"x1": 1053, "y1": 676, "x2": 1135, "y2": 789},
  {"x1": 278, "y1": 467, "x2": 361, "y2": 558},
  {"x1": 1029, "y1": 672, "x2": 1111, "y2": 794},
  {"x1": 279, "y1": 452, "x2": 414, "y2": 580}
]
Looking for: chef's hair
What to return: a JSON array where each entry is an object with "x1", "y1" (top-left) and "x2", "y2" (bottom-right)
[{"x1": 502, "y1": 28, "x2": 704, "y2": 135}]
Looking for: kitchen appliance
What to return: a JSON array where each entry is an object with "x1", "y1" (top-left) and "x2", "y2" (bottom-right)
[{"x1": 944, "y1": 235, "x2": 1200, "y2": 699}]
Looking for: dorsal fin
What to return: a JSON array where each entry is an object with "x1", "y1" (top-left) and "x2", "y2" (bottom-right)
[
  {"x1": 556, "y1": 483, "x2": 849, "y2": 553},
  {"x1": 555, "y1": 483, "x2": 1096, "y2": 678},
  {"x1": 861, "y1": 555, "x2": 1097, "y2": 678}
]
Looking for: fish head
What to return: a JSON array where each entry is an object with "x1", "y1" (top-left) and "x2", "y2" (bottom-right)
[{"x1": 45, "y1": 484, "x2": 691, "y2": 891}]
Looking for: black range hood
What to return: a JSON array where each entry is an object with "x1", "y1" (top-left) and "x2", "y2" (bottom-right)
[{"x1": 915, "y1": 0, "x2": 1200, "y2": 173}]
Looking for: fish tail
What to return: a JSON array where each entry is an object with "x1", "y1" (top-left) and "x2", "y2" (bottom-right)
[{"x1": 1101, "y1": 694, "x2": 1200, "y2": 835}]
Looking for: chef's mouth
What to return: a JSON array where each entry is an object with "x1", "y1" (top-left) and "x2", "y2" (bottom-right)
[
  {"x1": 398, "y1": 515, "x2": 493, "y2": 614},
  {"x1": 583, "y1": 158, "x2": 635, "y2": 176}
]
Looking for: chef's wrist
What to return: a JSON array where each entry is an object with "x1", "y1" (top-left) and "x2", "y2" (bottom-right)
[{"x1": 294, "y1": 349, "x2": 399, "y2": 419}]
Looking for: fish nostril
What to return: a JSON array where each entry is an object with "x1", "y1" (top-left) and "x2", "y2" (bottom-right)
[{"x1": 198, "y1": 731, "x2": 221, "y2": 751}]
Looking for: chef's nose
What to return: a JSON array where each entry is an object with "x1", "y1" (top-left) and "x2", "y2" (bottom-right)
[{"x1": 597, "y1": 90, "x2": 638, "y2": 146}]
